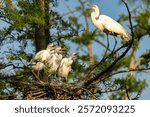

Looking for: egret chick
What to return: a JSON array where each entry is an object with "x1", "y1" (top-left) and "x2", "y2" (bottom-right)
[
  {"x1": 88, "y1": 4, "x2": 131, "y2": 41},
  {"x1": 47, "y1": 47, "x2": 66, "y2": 75},
  {"x1": 58, "y1": 52, "x2": 78, "y2": 81},
  {"x1": 32, "y1": 62, "x2": 44, "y2": 79},
  {"x1": 34, "y1": 43, "x2": 55, "y2": 62}
]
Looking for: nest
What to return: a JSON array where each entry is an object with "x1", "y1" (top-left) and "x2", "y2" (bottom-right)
[{"x1": 22, "y1": 81, "x2": 83, "y2": 100}]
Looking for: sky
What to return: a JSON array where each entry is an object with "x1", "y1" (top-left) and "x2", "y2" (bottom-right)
[
  {"x1": 56, "y1": 0, "x2": 150, "y2": 99},
  {"x1": 0, "y1": 0, "x2": 149, "y2": 99}
]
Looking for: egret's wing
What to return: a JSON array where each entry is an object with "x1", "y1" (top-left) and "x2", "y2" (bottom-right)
[
  {"x1": 34, "y1": 50, "x2": 45, "y2": 60},
  {"x1": 100, "y1": 15, "x2": 127, "y2": 35},
  {"x1": 58, "y1": 59, "x2": 65, "y2": 76},
  {"x1": 59, "y1": 59, "x2": 66, "y2": 68}
]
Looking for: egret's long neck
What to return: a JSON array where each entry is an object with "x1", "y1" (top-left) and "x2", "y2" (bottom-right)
[
  {"x1": 92, "y1": 8, "x2": 100, "y2": 19},
  {"x1": 69, "y1": 56, "x2": 73, "y2": 60}
]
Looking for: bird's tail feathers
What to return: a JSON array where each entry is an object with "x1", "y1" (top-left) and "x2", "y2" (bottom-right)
[
  {"x1": 126, "y1": 31, "x2": 132, "y2": 41},
  {"x1": 123, "y1": 30, "x2": 132, "y2": 41}
]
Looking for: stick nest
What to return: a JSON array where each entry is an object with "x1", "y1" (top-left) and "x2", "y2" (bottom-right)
[{"x1": 22, "y1": 81, "x2": 83, "y2": 100}]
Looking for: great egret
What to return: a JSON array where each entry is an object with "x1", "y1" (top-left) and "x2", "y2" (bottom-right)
[
  {"x1": 34, "y1": 43, "x2": 56, "y2": 62},
  {"x1": 88, "y1": 4, "x2": 131, "y2": 41},
  {"x1": 58, "y1": 53, "x2": 78, "y2": 81}
]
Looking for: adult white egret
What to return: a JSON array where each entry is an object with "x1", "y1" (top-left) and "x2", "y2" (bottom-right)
[
  {"x1": 88, "y1": 4, "x2": 131, "y2": 41},
  {"x1": 33, "y1": 43, "x2": 55, "y2": 62},
  {"x1": 58, "y1": 53, "x2": 78, "y2": 81}
]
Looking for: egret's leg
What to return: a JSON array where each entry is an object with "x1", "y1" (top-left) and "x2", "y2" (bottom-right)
[
  {"x1": 37, "y1": 71, "x2": 40, "y2": 79},
  {"x1": 59, "y1": 77, "x2": 62, "y2": 82},
  {"x1": 87, "y1": 34, "x2": 110, "y2": 74},
  {"x1": 65, "y1": 77, "x2": 67, "y2": 83},
  {"x1": 32, "y1": 70, "x2": 44, "y2": 84},
  {"x1": 106, "y1": 34, "x2": 110, "y2": 47},
  {"x1": 112, "y1": 36, "x2": 117, "y2": 53}
]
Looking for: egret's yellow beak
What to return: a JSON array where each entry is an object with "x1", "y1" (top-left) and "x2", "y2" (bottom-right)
[{"x1": 88, "y1": 4, "x2": 95, "y2": 8}]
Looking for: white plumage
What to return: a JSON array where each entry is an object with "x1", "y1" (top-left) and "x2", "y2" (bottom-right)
[
  {"x1": 32, "y1": 43, "x2": 55, "y2": 82},
  {"x1": 32, "y1": 62, "x2": 44, "y2": 78},
  {"x1": 58, "y1": 53, "x2": 78, "y2": 81},
  {"x1": 88, "y1": 4, "x2": 131, "y2": 41},
  {"x1": 34, "y1": 43, "x2": 55, "y2": 62},
  {"x1": 47, "y1": 47, "x2": 66, "y2": 75},
  {"x1": 32, "y1": 62, "x2": 44, "y2": 71}
]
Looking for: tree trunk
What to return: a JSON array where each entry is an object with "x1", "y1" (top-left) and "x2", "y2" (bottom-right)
[
  {"x1": 124, "y1": 43, "x2": 141, "y2": 100},
  {"x1": 34, "y1": 0, "x2": 50, "y2": 52},
  {"x1": 34, "y1": 0, "x2": 50, "y2": 82}
]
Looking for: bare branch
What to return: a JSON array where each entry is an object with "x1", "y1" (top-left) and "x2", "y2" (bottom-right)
[
  {"x1": 0, "y1": 64, "x2": 24, "y2": 70},
  {"x1": 108, "y1": 67, "x2": 150, "y2": 77},
  {"x1": 62, "y1": 9, "x2": 80, "y2": 17}
]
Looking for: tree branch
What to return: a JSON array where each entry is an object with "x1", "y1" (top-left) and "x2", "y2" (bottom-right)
[
  {"x1": 0, "y1": 64, "x2": 25, "y2": 70},
  {"x1": 18, "y1": 57, "x2": 44, "y2": 84},
  {"x1": 93, "y1": 38, "x2": 112, "y2": 52},
  {"x1": 108, "y1": 67, "x2": 150, "y2": 77}
]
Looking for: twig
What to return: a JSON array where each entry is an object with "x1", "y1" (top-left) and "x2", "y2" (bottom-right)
[
  {"x1": 124, "y1": 84, "x2": 130, "y2": 100},
  {"x1": 93, "y1": 38, "x2": 112, "y2": 52},
  {"x1": 62, "y1": 1, "x2": 76, "y2": 17},
  {"x1": 0, "y1": 63, "x2": 25, "y2": 70},
  {"x1": 108, "y1": 67, "x2": 150, "y2": 77},
  {"x1": 18, "y1": 57, "x2": 44, "y2": 84},
  {"x1": 62, "y1": 9, "x2": 80, "y2": 17},
  {"x1": 122, "y1": 0, "x2": 134, "y2": 38}
]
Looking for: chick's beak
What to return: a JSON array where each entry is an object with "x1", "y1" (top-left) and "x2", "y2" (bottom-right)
[
  {"x1": 60, "y1": 47, "x2": 67, "y2": 52},
  {"x1": 74, "y1": 53, "x2": 79, "y2": 57},
  {"x1": 51, "y1": 45, "x2": 55, "y2": 47}
]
